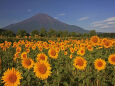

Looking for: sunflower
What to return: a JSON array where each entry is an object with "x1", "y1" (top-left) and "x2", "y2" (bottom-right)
[
  {"x1": 55, "y1": 47, "x2": 60, "y2": 53},
  {"x1": 39, "y1": 46, "x2": 43, "y2": 51},
  {"x1": 21, "y1": 52, "x2": 27, "y2": 59},
  {"x1": 73, "y1": 56, "x2": 87, "y2": 70},
  {"x1": 87, "y1": 45, "x2": 93, "y2": 51},
  {"x1": 48, "y1": 48, "x2": 58, "y2": 59},
  {"x1": 90, "y1": 36, "x2": 100, "y2": 46},
  {"x1": 94, "y1": 58, "x2": 106, "y2": 71},
  {"x1": 34, "y1": 61, "x2": 52, "y2": 80},
  {"x1": 64, "y1": 51, "x2": 68, "y2": 55},
  {"x1": 2, "y1": 68, "x2": 22, "y2": 86},
  {"x1": 70, "y1": 54, "x2": 73, "y2": 59},
  {"x1": 103, "y1": 39, "x2": 112, "y2": 48},
  {"x1": 32, "y1": 45, "x2": 36, "y2": 50},
  {"x1": 77, "y1": 48, "x2": 85, "y2": 56},
  {"x1": 61, "y1": 45, "x2": 65, "y2": 51},
  {"x1": 70, "y1": 47, "x2": 74, "y2": 53},
  {"x1": 25, "y1": 44, "x2": 30, "y2": 48},
  {"x1": 26, "y1": 48, "x2": 30, "y2": 53},
  {"x1": 16, "y1": 47, "x2": 21, "y2": 53},
  {"x1": 37, "y1": 53, "x2": 47, "y2": 62},
  {"x1": 13, "y1": 53, "x2": 20, "y2": 62},
  {"x1": 22, "y1": 58, "x2": 34, "y2": 69},
  {"x1": 108, "y1": 54, "x2": 115, "y2": 65}
]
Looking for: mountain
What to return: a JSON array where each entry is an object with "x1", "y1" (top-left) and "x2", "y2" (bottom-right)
[{"x1": 4, "y1": 13, "x2": 88, "y2": 33}]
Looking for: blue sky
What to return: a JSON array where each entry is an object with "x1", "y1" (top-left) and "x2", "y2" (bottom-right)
[{"x1": 0, "y1": 0, "x2": 115, "y2": 32}]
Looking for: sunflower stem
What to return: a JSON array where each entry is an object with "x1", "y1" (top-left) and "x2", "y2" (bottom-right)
[
  {"x1": 97, "y1": 71, "x2": 99, "y2": 86},
  {"x1": 97, "y1": 79, "x2": 99, "y2": 86},
  {"x1": 45, "y1": 80, "x2": 48, "y2": 86}
]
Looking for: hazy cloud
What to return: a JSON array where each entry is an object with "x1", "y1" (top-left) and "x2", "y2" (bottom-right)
[
  {"x1": 91, "y1": 17, "x2": 115, "y2": 32},
  {"x1": 27, "y1": 9, "x2": 32, "y2": 12},
  {"x1": 104, "y1": 17, "x2": 115, "y2": 22},
  {"x1": 58, "y1": 13, "x2": 65, "y2": 16},
  {"x1": 54, "y1": 17, "x2": 58, "y2": 19},
  {"x1": 78, "y1": 17, "x2": 89, "y2": 21}
]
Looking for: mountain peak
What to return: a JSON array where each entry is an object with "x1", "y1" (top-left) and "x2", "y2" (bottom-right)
[
  {"x1": 32, "y1": 13, "x2": 51, "y2": 18},
  {"x1": 4, "y1": 13, "x2": 88, "y2": 33},
  {"x1": 34, "y1": 13, "x2": 50, "y2": 16}
]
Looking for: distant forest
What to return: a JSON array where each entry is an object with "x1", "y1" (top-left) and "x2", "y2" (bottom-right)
[{"x1": 0, "y1": 28, "x2": 115, "y2": 38}]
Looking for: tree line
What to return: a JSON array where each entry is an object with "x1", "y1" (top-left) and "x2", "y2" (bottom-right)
[{"x1": 0, "y1": 28, "x2": 115, "y2": 38}]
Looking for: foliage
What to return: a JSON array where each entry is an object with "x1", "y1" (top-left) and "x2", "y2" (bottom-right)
[
  {"x1": 39, "y1": 28, "x2": 47, "y2": 37},
  {"x1": 31, "y1": 30, "x2": 39, "y2": 37},
  {"x1": 16, "y1": 30, "x2": 29, "y2": 37}
]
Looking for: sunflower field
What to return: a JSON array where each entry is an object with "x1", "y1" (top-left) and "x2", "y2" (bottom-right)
[{"x1": 0, "y1": 36, "x2": 115, "y2": 86}]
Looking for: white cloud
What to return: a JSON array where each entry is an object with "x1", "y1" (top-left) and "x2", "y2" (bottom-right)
[
  {"x1": 104, "y1": 17, "x2": 115, "y2": 22},
  {"x1": 78, "y1": 17, "x2": 89, "y2": 21},
  {"x1": 58, "y1": 13, "x2": 65, "y2": 16},
  {"x1": 54, "y1": 13, "x2": 65, "y2": 19},
  {"x1": 54, "y1": 17, "x2": 58, "y2": 19},
  {"x1": 91, "y1": 17, "x2": 115, "y2": 32},
  {"x1": 107, "y1": 22, "x2": 115, "y2": 25}
]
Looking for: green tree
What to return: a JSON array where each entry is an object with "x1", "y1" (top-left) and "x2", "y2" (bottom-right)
[
  {"x1": 5, "y1": 30, "x2": 15, "y2": 37},
  {"x1": 16, "y1": 30, "x2": 29, "y2": 37},
  {"x1": 89, "y1": 30, "x2": 96, "y2": 36},
  {"x1": 0, "y1": 29, "x2": 15, "y2": 37},
  {"x1": 48, "y1": 29, "x2": 56, "y2": 37},
  {"x1": 31, "y1": 30, "x2": 39, "y2": 37},
  {"x1": 62, "y1": 30, "x2": 69, "y2": 37},
  {"x1": 56, "y1": 30, "x2": 63, "y2": 37},
  {"x1": 70, "y1": 32, "x2": 76, "y2": 37},
  {"x1": 40, "y1": 28, "x2": 47, "y2": 37}
]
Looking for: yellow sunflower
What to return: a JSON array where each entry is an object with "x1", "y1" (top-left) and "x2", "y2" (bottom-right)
[
  {"x1": 94, "y1": 58, "x2": 106, "y2": 71},
  {"x1": 73, "y1": 56, "x2": 87, "y2": 70},
  {"x1": 70, "y1": 54, "x2": 73, "y2": 59},
  {"x1": 22, "y1": 58, "x2": 34, "y2": 69},
  {"x1": 48, "y1": 48, "x2": 58, "y2": 59},
  {"x1": 26, "y1": 48, "x2": 30, "y2": 53},
  {"x1": 87, "y1": 45, "x2": 93, "y2": 51},
  {"x1": 77, "y1": 48, "x2": 85, "y2": 56},
  {"x1": 64, "y1": 51, "x2": 68, "y2": 55},
  {"x1": 90, "y1": 36, "x2": 100, "y2": 46},
  {"x1": 108, "y1": 54, "x2": 115, "y2": 65},
  {"x1": 16, "y1": 47, "x2": 21, "y2": 53},
  {"x1": 21, "y1": 52, "x2": 27, "y2": 59},
  {"x1": 2, "y1": 68, "x2": 22, "y2": 86},
  {"x1": 34, "y1": 61, "x2": 52, "y2": 80},
  {"x1": 13, "y1": 53, "x2": 20, "y2": 62},
  {"x1": 70, "y1": 47, "x2": 74, "y2": 53},
  {"x1": 37, "y1": 53, "x2": 47, "y2": 62},
  {"x1": 32, "y1": 45, "x2": 36, "y2": 50},
  {"x1": 103, "y1": 39, "x2": 112, "y2": 48}
]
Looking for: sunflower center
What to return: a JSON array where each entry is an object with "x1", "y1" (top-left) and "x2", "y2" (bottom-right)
[
  {"x1": 9, "y1": 74, "x2": 17, "y2": 83},
  {"x1": 40, "y1": 55, "x2": 45, "y2": 60},
  {"x1": 38, "y1": 64, "x2": 47, "y2": 74},
  {"x1": 81, "y1": 50, "x2": 84, "y2": 53},
  {"x1": 97, "y1": 61, "x2": 103, "y2": 67},
  {"x1": 23, "y1": 54, "x2": 27, "y2": 58},
  {"x1": 111, "y1": 56, "x2": 115, "y2": 62},
  {"x1": 92, "y1": 38, "x2": 98, "y2": 43},
  {"x1": 76, "y1": 59, "x2": 84, "y2": 66},
  {"x1": 88, "y1": 46, "x2": 91, "y2": 49},
  {"x1": 51, "y1": 50, "x2": 56, "y2": 56},
  {"x1": 26, "y1": 59, "x2": 31, "y2": 66},
  {"x1": 105, "y1": 41, "x2": 109, "y2": 46},
  {"x1": 17, "y1": 49, "x2": 20, "y2": 52},
  {"x1": 15, "y1": 53, "x2": 19, "y2": 57}
]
